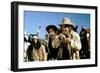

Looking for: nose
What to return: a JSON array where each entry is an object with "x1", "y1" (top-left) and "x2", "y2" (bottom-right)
[{"x1": 49, "y1": 32, "x2": 53, "y2": 35}]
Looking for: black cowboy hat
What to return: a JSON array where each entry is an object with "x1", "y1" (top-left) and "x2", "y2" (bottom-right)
[{"x1": 46, "y1": 25, "x2": 59, "y2": 33}]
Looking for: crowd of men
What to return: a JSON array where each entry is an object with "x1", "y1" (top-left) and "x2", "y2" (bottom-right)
[{"x1": 24, "y1": 17, "x2": 90, "y2": 62}]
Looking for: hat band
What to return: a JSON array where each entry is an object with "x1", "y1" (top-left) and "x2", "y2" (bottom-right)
[{"x1": 60, "y1": 24, "x2": 74, "y2": 27}]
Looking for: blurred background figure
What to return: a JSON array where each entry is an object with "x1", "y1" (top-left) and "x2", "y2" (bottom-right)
[
  {"x1": 79, "y1": 26, "x2": 90, "y2": 59},
  {"x1": 73, "y1": 25, "x2": 78, "y2": 32},
  {"x1": 26, "y1": 34, "x2": 47, "y2": 61},
  {"x1": 24, "y1": 32, "x2": 30, "y2": 62},
  {"x1": 36, "y1": 25, "x2": 41, "y2": 36}
]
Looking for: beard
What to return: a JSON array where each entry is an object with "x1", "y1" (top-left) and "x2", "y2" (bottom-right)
[{"x1": 50, "y1": 35, "x2": 56, "y2": 40}]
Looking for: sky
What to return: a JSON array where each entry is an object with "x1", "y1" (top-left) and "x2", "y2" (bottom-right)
[{"x1": 24, "y1": 11, "x2": 90, "y2": 39}]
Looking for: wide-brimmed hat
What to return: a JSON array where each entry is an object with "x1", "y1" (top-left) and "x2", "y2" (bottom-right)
[
  {"x1": 59, "y1": 17, "x2": 74, "y2": 27},
  {"x1": 46, "y1": 25, "x2": 59, "y2": 33}
]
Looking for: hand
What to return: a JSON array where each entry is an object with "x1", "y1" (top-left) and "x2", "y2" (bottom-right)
[
  {"x1": 59, "y1": 34, "x2": 66, "y2": 41},
  {"x1": 59, "y1": 34, "x2": 71, "y2": 44},
  {"x1": 65, "y1": 37, "x2": 71, "y2": 44}
]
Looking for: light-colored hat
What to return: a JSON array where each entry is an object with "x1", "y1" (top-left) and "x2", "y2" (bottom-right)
[
  {"x1": 59, "y1": 17, "x2": 74, "y2": 27},
  {"x1": 32, "y1": 35, "x2": 39, "y2": 39}
]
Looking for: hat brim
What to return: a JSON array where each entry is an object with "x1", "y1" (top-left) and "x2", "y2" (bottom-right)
[
  {"x1": 46, "y1": 25, "x2": 59, "y2": 32},
  {"x1": 59, "y1": 24, "x2": 74, "y2": 27}
]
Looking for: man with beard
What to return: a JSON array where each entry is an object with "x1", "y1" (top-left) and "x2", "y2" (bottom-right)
[
  {"x1": 46, "y1": 25, "x2": 60, "y2": 60},
  {"x1": 57, "y1": 17, "x2": 81, "y2": 60}
]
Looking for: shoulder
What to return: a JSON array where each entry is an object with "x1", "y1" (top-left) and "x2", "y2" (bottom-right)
[
  {"x1": 27, "y1": 44, "x2": 33, "y2": 52},
  {"x1": 28, "y1": 44, "x2": 33, "y2": 49},
  {"x1": 40, "y1": 45, "x2": 45, "y2": 49},
  {"x1": 72, "y1": 31, "x2": 80, "y2": 37},
  {"x1": 71, "y1": 31, "x2": 81, "y2": 41}
]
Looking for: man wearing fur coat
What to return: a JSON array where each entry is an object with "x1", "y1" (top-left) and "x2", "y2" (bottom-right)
[{"x1": 57, "y1": 17, "x2": 81, "y2": 60}]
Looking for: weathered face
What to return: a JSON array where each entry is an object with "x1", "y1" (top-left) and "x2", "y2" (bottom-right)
[
  {"x1": 48, "y1": 28, "x2": 56, "y2": 39},
  {"x1": 61, "y1": 25, "x2": 70, "y2": 35}
]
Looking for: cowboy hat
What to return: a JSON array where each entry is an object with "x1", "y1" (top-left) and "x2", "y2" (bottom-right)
[
  {"x1": 59, "y1": 17, "x2": 74, "y2": 27},
  {"x1": 46, "y1": 25, "x2": 59, "y2": 33}
]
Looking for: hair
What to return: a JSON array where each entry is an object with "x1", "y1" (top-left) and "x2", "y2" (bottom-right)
[
  {"x1": 46, "y1": 25, "x2": 59, "y2": 35},
  {"x1": 31, "y1": 38, "x2": 41, "y2": 50},
  {"x1": 26, "y1": 35, "x2": 41, "y2": 61},
  {"x1": 48, "y1": 28, "x2": 60, "y2": 35}
]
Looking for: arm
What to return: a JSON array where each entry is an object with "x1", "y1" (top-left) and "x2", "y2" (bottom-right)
[
  {"x1": 70, "y1": 32, "x2": 81, "y2": 50},
  {"x1": 59, "y1": 32, "x2": 81, "y2": 50},
  {"x1": 41, "y1": 45, "x2": 47, "y2": 61}
]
